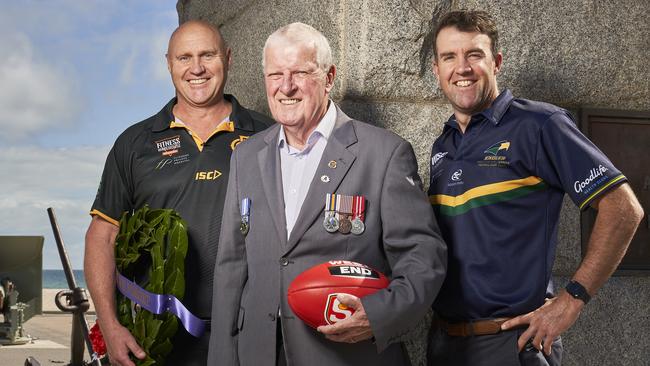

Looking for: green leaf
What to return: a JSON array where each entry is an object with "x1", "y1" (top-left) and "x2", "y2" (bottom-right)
[
  {"x1": 157, "y1": 316, "x2": 178, "y2": 340},
  {"x1": 133, "y1": 311, "x2": 145, "y2": 340},
  {"x1": 136, "y1": 355, "x2": 156, "y2": 366},
  {"x1": 169, "y1": 219, "x2": 189, "y2": 257},
  {"x1": 163, "y1": 268, "x2": 185, "y2": 299},
  {"x1": 149, "y1": 339, "x2": 173, "y2": 359},
  {"x1": 148, "y1": 246, "x2": 164, "y2": 294},
  {"x1": 145, "y1": 317, "x2": 163, "y2": 340},
  {"x1": 146, "y1": 209, "x2": 167, "y2": 228}
]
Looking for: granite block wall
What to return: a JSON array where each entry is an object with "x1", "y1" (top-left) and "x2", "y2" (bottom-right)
[{"x1": 177, "y1": 0, "x2": 650, "y2": 364}]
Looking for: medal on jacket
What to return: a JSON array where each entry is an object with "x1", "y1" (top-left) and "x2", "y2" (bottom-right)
[
  {"x1": 338, "y1": 194, "x2": 352, "y2": 234},
  {"x1": 351, "y1": 195, "x2": 365, "y2": 235},
  {"x1": 240, "y1": 198, "x2": 251, "y2": 235},
  {"x1": 323, "y1": 193, "x2": 339, "y2": 233}
]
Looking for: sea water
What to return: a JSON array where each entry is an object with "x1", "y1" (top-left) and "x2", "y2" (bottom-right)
[{"x1": 43, "y1": 269, "x2": 87, "y2": 289}]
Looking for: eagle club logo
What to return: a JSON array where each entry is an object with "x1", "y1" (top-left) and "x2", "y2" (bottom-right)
[
  {"x1": 484, "y1": 140, "x2": 510, "y2": 156},
  {"x1": 230, "y1": 135, "x2": 250, "y2": 150},
  {"x1": 478, "y1": 140, "x2": 511, "y2": 167},
  {"x1": 324, "y1": 293, "x2": 354, "y2": 325},
  {"x1": 155, "y1": 135, "x2": 182, "y2": 157}
]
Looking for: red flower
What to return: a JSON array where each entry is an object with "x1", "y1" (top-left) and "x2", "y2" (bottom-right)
[{"x1": 89, "y1": 322, "x2": 107, "y2": 356}]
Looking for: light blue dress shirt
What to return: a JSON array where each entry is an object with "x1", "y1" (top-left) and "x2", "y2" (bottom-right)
[{"x1": 278, "y1": 101, "x2": 337, "y2": 239}]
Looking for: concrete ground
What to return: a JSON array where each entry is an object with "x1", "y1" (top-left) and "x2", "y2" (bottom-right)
[{"x1": 0, "y1": 290, "x2": 97, "y2": 366}]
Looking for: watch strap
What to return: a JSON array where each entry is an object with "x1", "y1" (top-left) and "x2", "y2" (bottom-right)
[{"x1": 565, "y1": 280, "x2": 591, "y2": 304}]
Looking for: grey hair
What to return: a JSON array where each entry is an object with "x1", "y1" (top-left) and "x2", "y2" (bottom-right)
[{"x1": 262, "y1": 22, "x2": 333, "y2": 71}]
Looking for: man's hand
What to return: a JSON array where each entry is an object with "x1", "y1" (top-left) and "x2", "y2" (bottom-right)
[
  {"x1": 99, "y1": 320, "x2": 146, "y2": 366},
  {"x1": 501, "y1": 291, "x2": 584, "y2": 356},
  {"x1": 316, "y1": 293, "x2": 374, "y2": 343}
]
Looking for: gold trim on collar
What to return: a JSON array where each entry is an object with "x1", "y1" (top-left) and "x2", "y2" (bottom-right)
[{"x1": 170, "y1": 120, "x2": 235, "y2": 152}]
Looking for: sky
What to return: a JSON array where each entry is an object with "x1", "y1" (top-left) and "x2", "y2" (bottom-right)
[{"x1": 0, "y1": 1, "x2": 178, "y2": 269}]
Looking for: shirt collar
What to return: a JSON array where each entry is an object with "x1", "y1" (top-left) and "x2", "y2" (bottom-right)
[
  {"x1": 152, "y1": 94, "x2": 254, "y2": 132},
  {"x1": 278, "y1": 99, "x2": 337, "y2": 152},
  {"x1": 443, "y1": 89, "x2": 514, "y2": 133}
]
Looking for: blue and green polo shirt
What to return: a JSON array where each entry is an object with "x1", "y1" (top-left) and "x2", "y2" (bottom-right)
[{"x1": 428, "y1": 89, "x2": 626, "y2": 321}]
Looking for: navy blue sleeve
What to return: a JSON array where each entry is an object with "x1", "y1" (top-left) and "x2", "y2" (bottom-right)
[{"x1": 535, "y1": 111, "x2": 626, "y2": 210}]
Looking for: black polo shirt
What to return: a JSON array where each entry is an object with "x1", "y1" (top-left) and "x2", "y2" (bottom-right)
[{"x1": 91, "y1": 94, "x2": 272, "y2": 318}]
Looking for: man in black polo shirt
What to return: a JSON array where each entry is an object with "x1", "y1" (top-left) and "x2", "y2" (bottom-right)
[
  {"x1": 84, "y1": 20, "x2": 271, "y2": 366},
  {"x1": 426, "y1": 10, "x2": 643, "y2": 366}
]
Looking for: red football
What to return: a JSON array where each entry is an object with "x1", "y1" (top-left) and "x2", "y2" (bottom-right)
[{"x1": 287, "y1": 260, "x2": 390, "y2": 328}]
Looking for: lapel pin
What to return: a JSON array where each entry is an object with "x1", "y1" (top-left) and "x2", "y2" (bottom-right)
[
  {"x1": 321, "y1": 175, "x2": 330, "y2": 183},
  {"x1": 328, "y1": 160, "x2": 337, "y2": 169}
]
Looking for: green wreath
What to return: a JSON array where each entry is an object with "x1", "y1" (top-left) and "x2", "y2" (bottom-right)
[{"x1": 114, "y1": 205, "x2": 189, "y2": 366}]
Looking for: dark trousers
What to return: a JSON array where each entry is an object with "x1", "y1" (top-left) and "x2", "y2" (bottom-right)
[
  {"x1": 165, "y1": 328, "x2": 210, "y2": 366},
  {"x1": 427, "y1": 324, "x2": 563, "y2": 366},
  {"x1": 276, "y1": 318, "x2": 287, "y2": 366}
]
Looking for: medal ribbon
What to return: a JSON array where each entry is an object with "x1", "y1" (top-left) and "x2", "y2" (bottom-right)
[
  {"x1": 353, "y1": 195, "x2": 365, "y2": 221},
  {"x1": 325, "y1": 193, "x2": 334, "y2": 212},
  {"x1": 335, "y1": 194, "x2": 341, "y2": 220},
  {"x1": 341, "y1": 195, "x2": 353, "y2": 216},
  {"x1": 241, "y1": 198, "x2": 251, "y2": 223},
  {"x1": 116, "y1": 271, "x2": 206, "y2": 338}
]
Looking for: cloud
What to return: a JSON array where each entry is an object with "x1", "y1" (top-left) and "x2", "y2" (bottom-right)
[
  {"x1": 0, "y1": 32, "x2": 81, "y2": 141},
  {"x1": 0, "y1": 1, "x2": 179, "y2": 270},
  {"x1": 152, "y1": 29, "x2": 173, "y2": 81},
  {"x1": 0, "y1": 1, "x2": 120, "y2": 37},
  {"x1": 0, "y1": 145, "x2": 110, "y2": 269},
  {"x1": 106, "y1": 28, "x2": 175, "y2": 85}
]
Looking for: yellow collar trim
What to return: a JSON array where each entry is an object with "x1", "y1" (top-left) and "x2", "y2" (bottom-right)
[{"x1": 169, "y1": 120, "x2": 235, "y2": 152}]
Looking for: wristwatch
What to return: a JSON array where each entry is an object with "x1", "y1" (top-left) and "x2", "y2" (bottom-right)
[{"x1": 565, "y1": 280, "x2": 591, "y2": 304}]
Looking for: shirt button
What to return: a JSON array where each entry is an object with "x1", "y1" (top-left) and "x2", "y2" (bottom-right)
[{"x1": 279, "y1": 257, "x2": 289, "y2": 266}]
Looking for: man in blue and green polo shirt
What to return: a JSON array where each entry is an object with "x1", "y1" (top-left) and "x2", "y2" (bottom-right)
[{"x1": 426, "y1": 10, "x2": 643, "y2": 366}]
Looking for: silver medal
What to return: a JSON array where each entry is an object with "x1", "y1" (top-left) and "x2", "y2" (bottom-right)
[
  {"x1": 351, "y1": 217, "x2": 365, "y2": 235},
  {"x1": 323, "y1": 212, "x2": 339, "y2": 233}
]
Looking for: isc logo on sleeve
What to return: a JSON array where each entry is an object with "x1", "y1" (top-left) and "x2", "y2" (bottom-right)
[{"x1": 324, "y1": 293, "x2": 355, "y2": 325}]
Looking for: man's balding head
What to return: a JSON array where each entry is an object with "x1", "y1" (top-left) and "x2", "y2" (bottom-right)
[
  {"x1": 167, "y1": 20, "x2": 228, "y2": 58},
  {"x1": 166, "y1": 20, "x2": 232, "y2": 109}
]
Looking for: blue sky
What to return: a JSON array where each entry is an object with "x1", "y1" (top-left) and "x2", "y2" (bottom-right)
[{"x1": 0, "y1": 1, "x2": 178, "y2": 269}]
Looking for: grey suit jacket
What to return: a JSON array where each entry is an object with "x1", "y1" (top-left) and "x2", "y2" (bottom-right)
[{"x1": 208, "y1": 105, "x2": 446, "y2": 366}]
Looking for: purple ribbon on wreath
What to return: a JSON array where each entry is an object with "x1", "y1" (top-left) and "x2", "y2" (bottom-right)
[{"x1": 116, "y1": 271, "x2": 206, "y2": 338}]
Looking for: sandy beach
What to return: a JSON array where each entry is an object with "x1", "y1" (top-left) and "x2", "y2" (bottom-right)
[{"x1": 0, "y1": 290, "x2": 97, "y2": 365}]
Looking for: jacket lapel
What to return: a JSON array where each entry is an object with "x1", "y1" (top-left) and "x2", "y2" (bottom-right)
[
  {"x1": 285, "y1": 106, "x2": 358, "y2": 253},
  {"x1": 258, "y1": 125, "x2": 288, "y2": 246}
]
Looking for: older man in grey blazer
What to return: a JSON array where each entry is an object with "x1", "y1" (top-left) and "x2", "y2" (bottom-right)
[{"x1": 208, "y1": 22, "x2": 447, "y2": 366}]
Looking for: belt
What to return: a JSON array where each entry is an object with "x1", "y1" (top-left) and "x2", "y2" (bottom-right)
[{"x1": 434, "y1": 316, "x2": 511, "y2": 337}]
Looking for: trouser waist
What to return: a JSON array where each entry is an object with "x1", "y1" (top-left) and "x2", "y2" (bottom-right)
[{"x1": 433, "y1": 315, "x2": 512, "y2": 337}]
